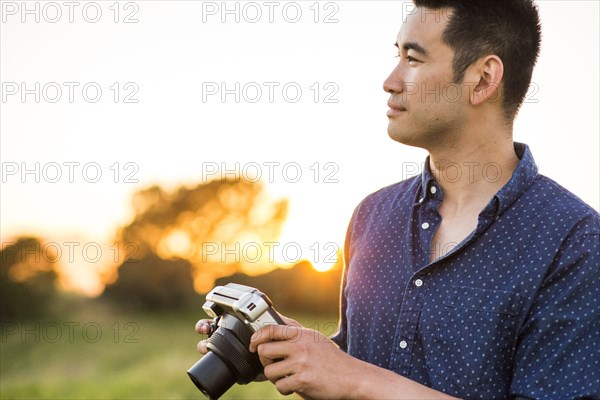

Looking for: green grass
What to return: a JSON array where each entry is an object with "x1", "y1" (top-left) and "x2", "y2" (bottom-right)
[{"x1": 0, "y1": 305, "x2": 339, "y2": 400}]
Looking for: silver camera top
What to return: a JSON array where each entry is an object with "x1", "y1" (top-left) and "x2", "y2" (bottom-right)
[{"x1": 202, "y1": 283, "x2": 283, "y2": 332}]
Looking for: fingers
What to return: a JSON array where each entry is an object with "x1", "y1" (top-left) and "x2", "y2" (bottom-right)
[
  {"x1": 195, "y1": 319, "x2": 213, "y2": 335},
  {"x1": 250, "y1": 324, "x2": 302, "y2": 352},
  {"x1": 256, "y1": 341, "x2": 290, "y2": 367},
  {"x1": 196, "y1": 319, "x2": 213, "y2": 355},
  {"x1": 197, "y1": 339, "x2": 209, "y2": 354},
  {"x1": 263, "y1": 356, "x2": 294, "y2": 382},
  {"x1": 260, "y1": 362, "x2": 298, "y2": 396},
  {"x1": 273, "y1": 375, "x2": 296, "y2": 396}
]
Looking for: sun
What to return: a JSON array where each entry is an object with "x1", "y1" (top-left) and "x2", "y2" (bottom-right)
[{"x1": 311, "y1": 260, "x2": 336, "y2": 273}]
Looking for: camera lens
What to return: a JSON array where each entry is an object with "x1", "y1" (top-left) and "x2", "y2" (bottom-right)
[
  {"x1": 187, "y1": 314, "x2": 263, "y2": 400},
  {"x1": 187, "y1": 351, "x2": 236, "y2": 400}
]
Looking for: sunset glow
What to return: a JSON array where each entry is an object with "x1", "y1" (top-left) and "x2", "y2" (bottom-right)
[{"x1": 1, "y1": 2, "x2": 598, "y2": 297}]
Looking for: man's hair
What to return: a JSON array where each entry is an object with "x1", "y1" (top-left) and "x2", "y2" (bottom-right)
[{"x1": 413, "y1": 0, "x2": 542, "y2": 120}]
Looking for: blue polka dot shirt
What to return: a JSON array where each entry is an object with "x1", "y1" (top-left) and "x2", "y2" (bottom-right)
[{"x1": 332, "y1": 143, "x2": 600, "y2": 399}]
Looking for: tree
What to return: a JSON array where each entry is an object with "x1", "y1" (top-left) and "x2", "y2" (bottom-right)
[
  {"x1": 0, "y1": 237, "x2": 59, "y2": 322},
  {"x1": 105, "y1": 179, "x2": 288, "y2": 301},
  {"x1": 102, "y1": 251, "x2": 198, "y2": 310},
  {"x1": 214, "y1": 258, "x2": 343, "y2": 316}
]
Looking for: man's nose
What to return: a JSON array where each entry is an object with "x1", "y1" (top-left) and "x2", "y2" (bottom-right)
[{"x1": 383, "y1": 64, "x2": 405, "y2": 94}]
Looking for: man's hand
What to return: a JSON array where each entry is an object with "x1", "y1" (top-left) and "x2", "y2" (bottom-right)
[
  {"x1": 249, "y1": 323, "x2": 359, "y2": 400},
  {"x1": 195, "y1": 315, "x2": 300, "y2": 383},
  {"x1": 248, "y1": 320, "x2": 460, "y2": 400},
  {"x1": 194, "y1": 319, "x2": 214, "y2": 355},
  {"x1": 197, "y1": 316, "x2": 457, "y2": 399}
]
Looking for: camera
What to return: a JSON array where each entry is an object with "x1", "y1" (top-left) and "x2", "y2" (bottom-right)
[{"x1": 187, "y1": 283, "x2": 285, "y2": 400}]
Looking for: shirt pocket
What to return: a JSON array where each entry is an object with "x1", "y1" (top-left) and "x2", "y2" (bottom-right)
[{"x1": 420, "y1": 286, "x2": 524, "y2": 391}]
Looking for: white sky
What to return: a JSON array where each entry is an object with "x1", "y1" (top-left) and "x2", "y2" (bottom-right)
[{"x1": 1, "y1": 1, "x2": 598, "y2": 293}]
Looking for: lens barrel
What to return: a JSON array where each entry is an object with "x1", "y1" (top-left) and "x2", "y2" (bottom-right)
[
  {"x1": 187, "y1": 314, "x2": 263, "y2": 400},
  {"x1": 187, "y1": 351, "x2": 236, "y2": 400}
]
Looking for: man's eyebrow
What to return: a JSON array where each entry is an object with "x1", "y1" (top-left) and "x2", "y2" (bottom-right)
[{"x1": 394, "y1": 41, "x2": 428, "y2": 56}]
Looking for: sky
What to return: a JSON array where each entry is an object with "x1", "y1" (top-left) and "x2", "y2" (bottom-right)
[{"x1": 1, "y1": 0, "x2": 599, "y2": 294}]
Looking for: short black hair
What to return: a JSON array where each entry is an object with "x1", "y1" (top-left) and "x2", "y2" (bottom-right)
[{"x1": 413, "y1": 0, "x2": 542, "y2": 120}]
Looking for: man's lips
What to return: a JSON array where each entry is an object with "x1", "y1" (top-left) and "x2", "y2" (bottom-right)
[
  {"x1": 387, "y1": 102, "x2": 407, "y2": 117},
  {"x1": 387, "y1": 102, "x2": 406, "y2": 111}
]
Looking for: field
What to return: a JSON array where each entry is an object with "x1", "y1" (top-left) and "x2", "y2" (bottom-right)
[{"x1": 0, "y1": 304, "x2": 340, "y2": 399}]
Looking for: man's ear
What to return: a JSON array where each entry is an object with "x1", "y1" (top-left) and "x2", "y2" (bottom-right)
[{"x1": 466, "y1": 55, "x2": 504, "y2": 106}]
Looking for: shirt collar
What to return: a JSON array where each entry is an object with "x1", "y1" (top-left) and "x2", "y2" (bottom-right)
[
  {"x1": 418, "y1": 142, "x2": 539, "y2": 217},
  {"x1": 493, "y1": 142, "x2": 539, "y2": 217},
  {"x1": 420, "y1": 155, "x2": 438, "y2": 203}
]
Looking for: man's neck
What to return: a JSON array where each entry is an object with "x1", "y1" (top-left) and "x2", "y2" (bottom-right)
[{"x1": 428, "y1": 134, "x2": 519, "y2": 217}]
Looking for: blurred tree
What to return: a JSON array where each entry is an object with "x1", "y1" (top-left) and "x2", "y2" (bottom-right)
[
  {"x1": 102, "y1": 251, "x2": 199, "y2": 310},
  {"x1": 0, "y1": 237, "x2": 59, "y2": 322},
  {"x1": 106, "y1": 179, "x2": 288, "y2": 301}
]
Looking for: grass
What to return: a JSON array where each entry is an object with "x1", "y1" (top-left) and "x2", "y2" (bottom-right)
[{"x1": 0, "y1": 304, "x2": 339, "y2": 400}]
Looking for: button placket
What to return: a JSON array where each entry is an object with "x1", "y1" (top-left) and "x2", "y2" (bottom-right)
[{"x1": 392, "y1": 310, "x2": 420, "y2": 372}]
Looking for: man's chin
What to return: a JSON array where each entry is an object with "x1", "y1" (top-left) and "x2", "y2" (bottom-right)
[{"x1": 387, "y1": 127, "x2": 422, "y2": 148}]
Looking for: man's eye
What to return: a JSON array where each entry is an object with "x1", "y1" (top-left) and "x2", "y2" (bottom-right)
[{"x1": 394, "y1": 55, "x2": 418, "y2": 63}]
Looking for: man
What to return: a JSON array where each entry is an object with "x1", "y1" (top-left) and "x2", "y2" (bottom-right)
[{"x1": 197, "y1": 1, "x2": 600, "y2": 398}]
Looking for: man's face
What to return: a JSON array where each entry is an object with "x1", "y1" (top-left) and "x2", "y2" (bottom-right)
[{"x1": 384, "y1": 7, "x2": 467, "y2": 149}]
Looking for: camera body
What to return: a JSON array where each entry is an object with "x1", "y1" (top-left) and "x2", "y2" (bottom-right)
[
  {"x1": 203, "y1": 283, "x2": 284, "y2": 331},
  {"x1": 187, "y1": 283, "x2": 285, "y2": 400}
]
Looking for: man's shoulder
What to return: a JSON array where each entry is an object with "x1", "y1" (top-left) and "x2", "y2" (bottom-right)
[
  {"x1": 356, "y1": 175, "x2": 421, "y2": 212},
  {"x1": 347, "y1": 175, "x2": 421, "y2": 228},
  {"x1": 527, "y1": 174, "x2": 600, "y2": 233}
]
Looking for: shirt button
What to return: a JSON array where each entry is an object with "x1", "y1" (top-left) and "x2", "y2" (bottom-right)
[
  {"x1": 399, "y1": 340, "x2": 408, "y2": 349},
  {"x1": 430, "y1": 186, "x2": 437, "y2": 194},
  {"x1": 414, "y1": 279, "x2": 423, "y2": 287},
  {"x1": 421, "y1": 222, "x2": 430, "y2": 230},
  {"x1": 418, "y1": 197, "x2": 424, "y2": 203}
]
